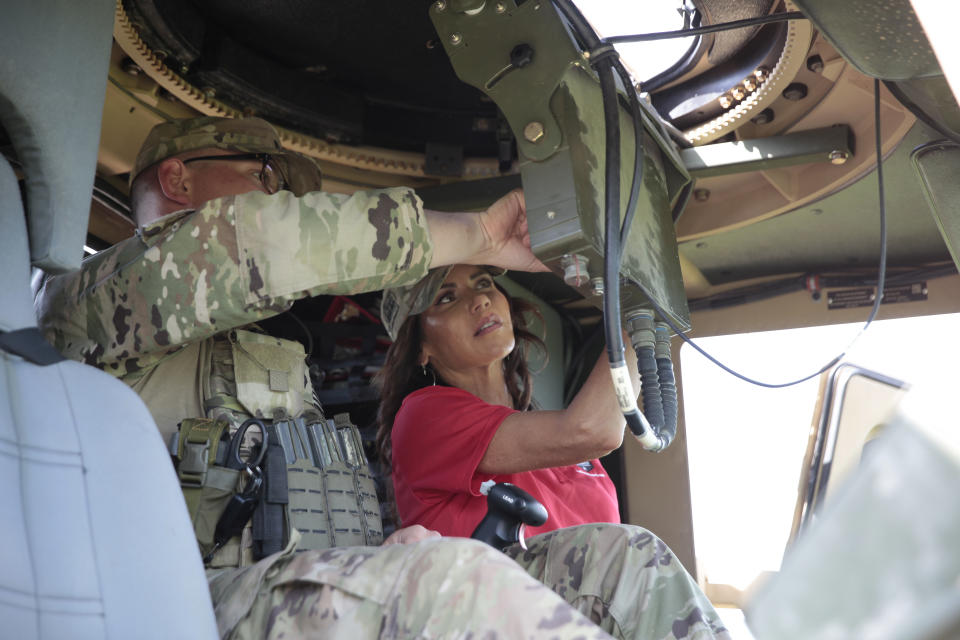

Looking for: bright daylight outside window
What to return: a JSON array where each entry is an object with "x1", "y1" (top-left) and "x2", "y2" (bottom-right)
[
  {"x1": 680, "y1": 312, "x2": 960, "y2": 638},
  {"x1": 573, "y1": 0, "x2": 695, "y2": 83}
]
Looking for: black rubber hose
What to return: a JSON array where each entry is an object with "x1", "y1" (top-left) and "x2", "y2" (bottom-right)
[
  {"x1": 597, "y1": 59, "x2": 627, "y2": 367},
  {"x1": 553, "y1": 0, "x2": 653, "y2": 442},
  {"x1": 598, "y1": 56, "x2": 649, "y2": 439},
  {"x1": 656, "y1": 356, "x2": 678, "y2": 447},
  {"x1": 614, "y1": 63, "x2": 645, "y2": 249},
  {"x1": 636, "y1": 346, "x2": 665, "y2": 429}
]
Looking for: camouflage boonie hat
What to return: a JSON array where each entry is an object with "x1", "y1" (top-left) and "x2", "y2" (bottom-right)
[
  {"x1": 131, "y1": 116, "x2": 323, "y2": 195},
  {"x1": 380, "y1": 265, "x2": 507, "y2": 340}
]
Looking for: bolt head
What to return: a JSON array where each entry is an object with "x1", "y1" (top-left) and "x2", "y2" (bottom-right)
[
  {"x1": 807, "y1": 55, "x2": 825, "y2": 74},
  {"x1": 434, "y1": 0, "x2": 447, "y2": 11},
  {"x1": 591, "y1": 277, "x2": 604, "y2": 297},
  {"x1": 782, "y1": 82, "x2": 808, "y2": 101},
  {"x1": 450, "y1": 32, "x2": 462, "y2": 45},
  {"x1": 828, "y1": 150, "x2": 849, "y2": 165},
  {"x1": 718, "y1": 95, "x2": 732, "y2": 109},
  {"x1": 122, "y1": 59, "x2": 142, "y2": 76},
  {"x1": 751, "y1": 108, "x2": 774, "y2": 125},
  {"x1": 693, "y1": 188, "x2": 710, "y2": 202},
  {"x1": 523, "y1": 121, "x2": 545, "y2": 143},
  {"x1": 495, "y1": 1, "x2": 506, "y2": 12},
  {"x1": 546, "y1": 210, "x2": 556, "y2": 220}
]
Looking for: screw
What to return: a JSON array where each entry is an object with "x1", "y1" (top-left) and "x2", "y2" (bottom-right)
[
  {"x1": 546, "y1": 210, "x2": 556, "y2": 220},
  {"x1": 450, "y1": 32, "x2": 462, "y2": 45},
  {"x1": 523, "y1": 121, "x2": 545, "y2": 143},
  {"x1": 751, "y1": 108, "x2": 774, "y2": 125},
  {"x1": 807, "y1": 55, "x2": 824, "y2": 74},
  {"x1": 496, "y1": 1, "x2": 506, "y2": 12},
  {"x1": 121, "y1": 57, "x2": 142, "y2": 76},
  {"x1": 782, "y1": 83, "x2": 808, "y2": 101},
  {"x1": 591, "y1": 277, "x2": 604, "y2": 297},
  {"x1": 158, "y1": 88, "x2": 178, "y2": 103},
  {"x1": 693, "y1": 188, "x2": 710, "y2": 202},
  {"x1": 435, "y1": 0, "x2": 447, "y2": 10},
  {"x1": 828, "y1": 150, "x2": 849, "y2": 164}
]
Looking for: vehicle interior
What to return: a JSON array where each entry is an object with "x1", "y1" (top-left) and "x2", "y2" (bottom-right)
[{"x1": 4, "y1": 0, "x2": 960, "y2": 638}]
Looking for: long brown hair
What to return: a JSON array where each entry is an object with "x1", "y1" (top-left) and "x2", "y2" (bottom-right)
[{"x1": 375, "y1": 281, "x2": 545, "y2": 481}]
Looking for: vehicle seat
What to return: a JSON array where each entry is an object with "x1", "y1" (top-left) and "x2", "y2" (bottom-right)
[{"x1": 0, "y1": 1, "x2": 217, "y2": 637}]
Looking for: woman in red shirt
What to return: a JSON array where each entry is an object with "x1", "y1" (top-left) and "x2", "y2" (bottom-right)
[{"x1": 376, "y1": 263, "x2": 637, "y2": 538}]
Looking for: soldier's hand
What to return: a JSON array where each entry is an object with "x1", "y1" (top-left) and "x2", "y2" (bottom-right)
[
  {"x1": 381, "y1": 524, "x2": 441, "y2": 546},
  {"x1": 471, "y1": 190, "x2": 549, "y2": 273}
]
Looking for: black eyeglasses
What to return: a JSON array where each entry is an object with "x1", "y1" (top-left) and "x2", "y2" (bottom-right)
[{"x1": 182, "y1": 152, "x2": 288, "y2": 195}]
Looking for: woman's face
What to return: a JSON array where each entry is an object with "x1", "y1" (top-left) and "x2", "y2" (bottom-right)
[{"x1": 418, "y1": 264, "x2": 516, "y2": 374}]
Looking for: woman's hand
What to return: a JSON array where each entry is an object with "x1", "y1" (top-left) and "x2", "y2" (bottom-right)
[
  {"x1": 381, "y1": 524, "x2": 442, "y2": 546},
  {"x1": 480, "y1": 334, "x2": 641, "y2": 474}
]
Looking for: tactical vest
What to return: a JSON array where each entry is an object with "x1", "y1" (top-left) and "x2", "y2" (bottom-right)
[{"x1": 171, "y1": 328, "x2": 383, "y2": 568}]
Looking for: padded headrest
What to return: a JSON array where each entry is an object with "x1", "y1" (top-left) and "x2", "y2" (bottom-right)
[{"x1": 0, "y1": 0, "x2": 114, "y2": 272}]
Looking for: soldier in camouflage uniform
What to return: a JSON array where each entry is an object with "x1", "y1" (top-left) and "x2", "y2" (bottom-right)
[{"x1": 35, "y1": 116, "x2": 729, "y2": 639}]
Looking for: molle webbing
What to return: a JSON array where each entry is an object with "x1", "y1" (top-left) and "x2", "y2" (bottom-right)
[{"x1": 283, "y1": 414, "x2": 383, "y2": 549}]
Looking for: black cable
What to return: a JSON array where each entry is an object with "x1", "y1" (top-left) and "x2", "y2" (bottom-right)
[
  {"x1": 598, "y1": 58, "x2": 627, "y2": 370},
  {"x1": 553, "y1": 0, "x2": 651, "y2": 437},
  {"x1": 606, "y1": 11, "x2": 807, "y2": 44},
  {"x1": 652, "y1": 79, "x2": 890, "y2": 389},
  {"x1": 615, "y1": 63, "x2": 645, "y2": 248}
]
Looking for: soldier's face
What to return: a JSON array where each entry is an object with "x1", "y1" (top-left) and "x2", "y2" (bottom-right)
[
  {"x1": 418, "y1": 264, "x2": 515, "y2": 374},
  {"x1": 182, "y1": 150, "x2": 272, "y2": 204}
]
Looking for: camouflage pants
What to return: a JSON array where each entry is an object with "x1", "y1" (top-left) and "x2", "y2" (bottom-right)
[
  {"x1": 505, "y1": 524, "x2": 730, "y2": 640},
  {"x1": 209, "y1": 523, "x2": 729, "y2": 639}
]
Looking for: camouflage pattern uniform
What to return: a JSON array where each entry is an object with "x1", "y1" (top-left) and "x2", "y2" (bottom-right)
[
  {"x1": 35, "y1": 185, "x2": 432, "y2": 442},
  {"x1": 35, "y1": 116, "x2": 729, "y2": 640},
  {"x1": 210, "y1": 524, "x2": 729, "y2": 640}
]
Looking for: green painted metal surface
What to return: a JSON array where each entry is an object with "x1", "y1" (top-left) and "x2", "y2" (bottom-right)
[
  {"x1": 682, "y1": 125, "x2": 854, "y2": 178},
  {"x1": 431, "y1": 0, "x2": 691, "y2": 330}
]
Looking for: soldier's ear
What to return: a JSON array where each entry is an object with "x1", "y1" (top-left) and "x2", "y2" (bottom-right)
[{"x1": 157, "y1": 157, "x2": 192, "y2": 206}]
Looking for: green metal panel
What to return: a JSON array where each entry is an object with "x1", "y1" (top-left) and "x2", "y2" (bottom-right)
[
  {"x1": 912, "y1": 140, "x2": 960, "y2": 273},
  {"x1": 431, "y1": 0, "x2": 691, "y2": 330},
  {"x1": 499, "y1": 277, "x2": 565, "y2": 411}
]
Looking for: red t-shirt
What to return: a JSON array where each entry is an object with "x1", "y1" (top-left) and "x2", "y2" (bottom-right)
[{"x1": 391, "y1": 386, "x2": 620, "y2": 538}]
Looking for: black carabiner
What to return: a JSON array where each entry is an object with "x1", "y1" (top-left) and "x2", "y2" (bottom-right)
[{"x1": 226, "y1": 418, "x2": 268, "y2": 470}]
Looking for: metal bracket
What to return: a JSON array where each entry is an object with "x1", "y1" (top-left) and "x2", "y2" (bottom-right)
[
  {"x1": 681, "y1": 125, "x2": 855, "y2": 178},
  {"x1": 430, "y1": 0, "x2": 581, "y2": 161}
]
